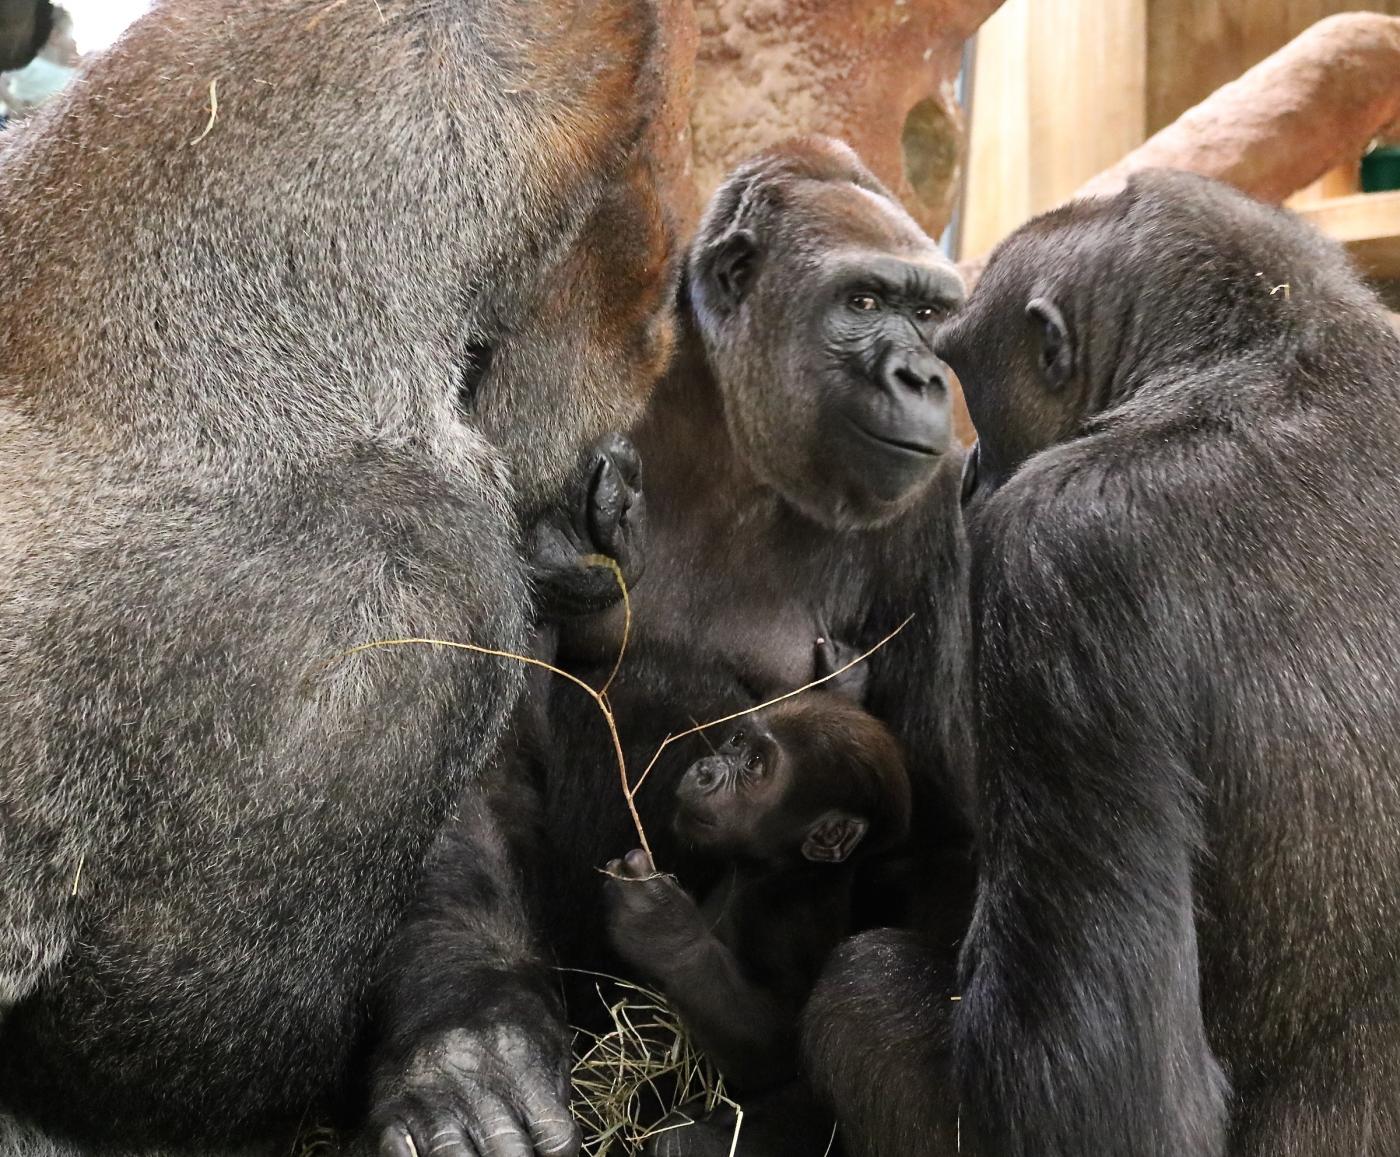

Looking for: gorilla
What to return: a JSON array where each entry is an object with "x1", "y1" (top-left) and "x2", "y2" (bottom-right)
[
  {"x1": 605, "y1": 692, "x2": 911, "y2": 1092},
  {"x1": 0, "y1": 1, "x2": 674, "y2": 1154},
  {"x1": 480, "y1": 138, "x2": 972, "y2": 1154},
  {"x1": 478, "y1": 141, "x2": 978, "y2": 1019},
  {"x1": 561, "y1": 137, "x2": 974, "y2": 848},
  {"x1": 0, "y1": 0, "x2": 50, "y2": 72},
  {"x1": 813, "y1": 169, "x2": 1400, "y2": 1156}
]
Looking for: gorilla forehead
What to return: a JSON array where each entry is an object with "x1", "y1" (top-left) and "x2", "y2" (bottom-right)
[{"x1": 788, "y1": 179, "x2": 945, "y2": 260}]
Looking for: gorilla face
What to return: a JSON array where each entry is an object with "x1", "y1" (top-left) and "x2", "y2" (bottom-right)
[
  {"x1": 690, "y1": 158, "x2": 964, "y2": 530},
  {"x1": 810, "y1": 248, "x2": 961, "y2": 508}
]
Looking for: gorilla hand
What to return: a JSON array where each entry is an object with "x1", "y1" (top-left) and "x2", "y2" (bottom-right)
[
  {"x1": 528, "y1": 433, "x2": 645, "y2": 619},
  {"x1": 603, "y1": 849, "x2": 708, "y2": 972},
  {"x1": 373, "y1": 1015, "x2": 581, "y2": 1157}
]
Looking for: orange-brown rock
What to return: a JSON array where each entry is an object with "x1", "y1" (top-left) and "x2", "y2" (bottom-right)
[
  {"x1": 1079, "y1": 13, "x2": 1400, "y2": 205},
  {"x1": 663, "y1": 0, "x2": 1003, "y2": 234}
]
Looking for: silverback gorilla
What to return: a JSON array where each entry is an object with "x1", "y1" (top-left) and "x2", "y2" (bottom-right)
[
  {"x1": 0, "y1": 1, "x2": 674, "y2": 1154},
  {"x1": 813, "y1": 170, "x2": 1400, "y2": 1156}
]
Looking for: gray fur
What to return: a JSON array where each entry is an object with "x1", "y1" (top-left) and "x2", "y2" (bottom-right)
[{"x1": 0, "y1": 0, "x2": 669, "y2": 1151}]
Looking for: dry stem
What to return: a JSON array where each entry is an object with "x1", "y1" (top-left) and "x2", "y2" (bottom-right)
[{"x1": 322, "y1": 562, "x2": 911, "y2": 869}]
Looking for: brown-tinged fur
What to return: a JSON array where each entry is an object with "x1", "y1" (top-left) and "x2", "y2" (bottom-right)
[{"x1": 0, "y1": 1, "x2": 674, "y2": 1154}]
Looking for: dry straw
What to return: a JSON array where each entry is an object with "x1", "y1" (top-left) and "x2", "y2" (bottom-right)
[{"x1": 317, "y1": 557, "x2": 912, "y2": 1147}]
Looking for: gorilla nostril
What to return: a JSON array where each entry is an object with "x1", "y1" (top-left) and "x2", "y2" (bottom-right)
[{"x1": 892, "y1": 364, "x2": 935, "y2": 395}]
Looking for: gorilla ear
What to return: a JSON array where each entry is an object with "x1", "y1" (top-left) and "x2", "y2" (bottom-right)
[
  {"x1": 1026, "y1": 298, "x2": 1072, "y2": 390},
  {"x1": 801, "y1": 811, "x2": 869, "y2": 864},
  {"x1": 701, "y1": 229, "x2": 760, "y2": 311}
]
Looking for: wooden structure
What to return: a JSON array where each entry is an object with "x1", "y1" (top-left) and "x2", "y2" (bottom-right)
[{"x1": 963, "y1": 1, "x2": 1400, "y2": 273}]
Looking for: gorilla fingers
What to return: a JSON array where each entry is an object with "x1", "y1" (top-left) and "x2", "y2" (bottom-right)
[{"x1": 527, "y1": 434, "x2": 646, "y2": 622}]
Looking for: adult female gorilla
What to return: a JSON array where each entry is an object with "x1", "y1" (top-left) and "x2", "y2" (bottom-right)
[
  {"x1": 0, "y1": 2, "x2": 674, "y2": 1155},
  {"x1": 525, "y1": 139, "x2": 976, "y2": 1153}
]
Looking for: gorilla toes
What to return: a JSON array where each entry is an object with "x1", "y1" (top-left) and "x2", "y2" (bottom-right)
[
  {"x1": 370, "y1": 1028, "x2": 580, "y2": 1157},
  {"x1": 585, "y1": 432, "x2": 646, "y2": 580}
]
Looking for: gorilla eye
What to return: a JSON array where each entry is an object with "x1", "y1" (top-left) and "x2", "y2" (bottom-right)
[
  {"x1": 913, "y1": 306, "x2": 937, "y2": 322},
  {"x1": 729, "y1": 732, "x2": 745, "y2": 747},
  {"x1": 745, "y1": 751, "x2": 765, "y2": 774},
  {"x1": 849, "y1": 294, "x2": 881, "y2": 312}
]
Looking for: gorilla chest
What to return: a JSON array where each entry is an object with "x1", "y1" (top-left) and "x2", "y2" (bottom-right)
[{"x1": 650, "y1": 517, "x2": 868, "y2": 693}]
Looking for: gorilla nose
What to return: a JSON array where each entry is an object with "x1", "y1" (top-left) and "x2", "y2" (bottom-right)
[
  {"x1": 686, "y1": 758, "x2": 724, "y2": 795},
  {"x1": 884, "y1": 351, "x2": 947, "y2": 396}
]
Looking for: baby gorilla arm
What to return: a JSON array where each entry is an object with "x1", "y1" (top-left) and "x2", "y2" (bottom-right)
[{"x1": 604, "y1": 851, "x2": 797, "y2": 1090}]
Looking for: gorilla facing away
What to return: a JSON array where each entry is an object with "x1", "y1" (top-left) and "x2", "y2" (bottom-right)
[
  {"x1": 0, "y1": 1, "x2": 673, "y2": 1154},
  {"x1": 814, "y1": 170, "x2": 1400, "y2": 1156}
]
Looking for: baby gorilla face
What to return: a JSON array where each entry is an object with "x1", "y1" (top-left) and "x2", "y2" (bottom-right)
[
  {"x1": 674, "y1": 713, "x2": 876, "y2": 867},
  {"x1": 673, "y1": 724, "x2": 791, "y2": 859}
]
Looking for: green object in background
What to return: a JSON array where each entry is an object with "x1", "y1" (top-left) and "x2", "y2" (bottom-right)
[{"x1": 1361, "y1": 146, "x2": 1400, "y2": 194}]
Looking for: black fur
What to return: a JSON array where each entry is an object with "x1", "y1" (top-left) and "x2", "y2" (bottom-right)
[
  {"x1": 605, "y1": 694, "x2": 910, "y2": 1090},
  {"x1": 932, "y1": 171, "x2": 1400, "y2": 1156}
]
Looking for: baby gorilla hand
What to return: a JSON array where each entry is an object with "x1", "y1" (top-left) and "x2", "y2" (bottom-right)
[
  {"x1": 373, "y1": 1021, "x2": 580, "y2": 1157},
  {"x1": 527, "y1": 433, "x2": 645, "y2": 618},
  {"x1": 603, "y1": 850, "x2": 708, "y2": 974}
]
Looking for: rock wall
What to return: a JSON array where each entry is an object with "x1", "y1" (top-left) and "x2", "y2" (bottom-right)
[{"x1": 658, "y1": 0, "x2": 1004, "y2": 233}]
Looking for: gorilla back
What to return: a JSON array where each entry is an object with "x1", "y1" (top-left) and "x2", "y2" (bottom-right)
[
  {"x1": 0, "y1": 0, "x2": 670, "y2": 1149},
  {"x1": 940, "y1": 172, "x2": 1400, "y2": 1155}
]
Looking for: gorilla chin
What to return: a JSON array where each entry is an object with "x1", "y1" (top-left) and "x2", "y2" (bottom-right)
[{"x1": 806, "y1": 407, "x2": 951, "y2": 529}]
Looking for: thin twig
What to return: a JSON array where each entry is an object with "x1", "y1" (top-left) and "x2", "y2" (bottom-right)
[
  {"x1": 190, "y1": 79, "x2": 218, "y2": 145},
  {"x1": 324, "y1": 634, "x2": 651, "y2": 860},
  {"x1": 631, "y1": 616, "x2": 913, "y2": 795},
  {"x1": 578, "y1": 553, "x2": 631, "y2": 698}
]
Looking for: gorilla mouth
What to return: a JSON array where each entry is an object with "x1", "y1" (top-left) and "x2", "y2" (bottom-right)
[{"x1": 845, "y1": 418, "x2": 939, "y2": 458}]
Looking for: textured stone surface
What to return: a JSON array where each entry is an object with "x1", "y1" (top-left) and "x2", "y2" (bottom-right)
[{"x1": 664, "y1": 0, "x2": 1003, "y2": 233}]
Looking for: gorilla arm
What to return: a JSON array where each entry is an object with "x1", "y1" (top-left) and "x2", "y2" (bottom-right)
[
  {"x1": 956, "y1": 476, "x2": 1229, "y2": 1157},
  {"x1": 370, "y1": 789, "x2": 581, "y2": 1157},
  {"x1": 367, "y1": 435, "x2": 647, "y2": 1157},
  {"x1": 861, "y1": 455, "x2": 974, "y2": 830},
  {"x1": 603, "y1": 851, "x2": 797, "y2": 1092}
]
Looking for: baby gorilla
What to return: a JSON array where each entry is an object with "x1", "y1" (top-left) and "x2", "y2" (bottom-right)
[{"x1": 604, "y1": 692, "x2": 910, "y2": 1091}]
